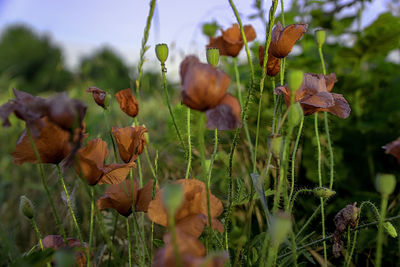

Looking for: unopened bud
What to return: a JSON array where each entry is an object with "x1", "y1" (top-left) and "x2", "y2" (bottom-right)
[
  {"x1": 20, "y1": 195, "x2": 34, "y2": 219},
  {"x1": 315, "y1": 29, "x2": 326, "y2": 48},
  {"x1": 313, "y1": 187, "x2": 336, "y2": 198},
  {"x1": 103, "y1": 93, "x2": 112, "y2": 109},
  {"x1": 383, "y1": 222, "x2": 398, "y2": 238},
  {"x1": 269, "y1": 211, "x2": 292, "y2": 246},
  {"x1": 268, "y1": 134, "x2": 283, "y2": 159},
  {"x1": 287, "y1": 70, "x2": 304, "y2": 95},
  {"x1": 155, "y1": 43, "x2": 169, "y2": 64},
  {"x1": 206, "y1": 48, "x2": 220, "y2": 67},
  {"x1": 162, "y1": 183, "x2": 183, "y2": 217},
  {"x1": 375, "y1": 173, "x2": 396, "y2": 196},
  {"x1": 288, "y1": 102, "x2": 303, "y2": 127}
]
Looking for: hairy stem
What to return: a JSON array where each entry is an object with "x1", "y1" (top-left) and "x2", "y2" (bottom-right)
[
  {"x1": 185, "y1": 108, "x2": 192, "y2": 179},
  {"x1": 376, "y1": 195, "x2": 388, "y2": 267}
]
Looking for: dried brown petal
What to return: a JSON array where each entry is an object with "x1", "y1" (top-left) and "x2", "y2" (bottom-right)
[
  {"x1": 115, "y1": 89, "x2": 139, "y2": 117},
  {"x1": 205, "y1": 93, "x2": 241, "y2": 131},
  {"x1": 97, "y1": 179, "x2": 139, "y2": 217},
  {"x1": 112, "y1": 126, "x2": 148, "y2": 163},
  {"x1": 384, "y1": 137, "x2": 400, "y2": 164},
  {"x1": 136, "y1": 179, "x2": 158, "y2": 212},
  {"x1": 42, "y1": 235, "x2": 88, "y2": 267},
  {"x1": 333, "y1": 203, "x2": 359, "y2": 258},
  {"x1": 180, "y1": 56, "x2": 230, "y2": 111},
  {"x1": 12, "y1": 117, "x2": 73, "y2": 165},
  {"x1": 258, "y1": 46, "x2": 281, "y2": 77},
  {"x1": 269, "y1": 22, "x2": 308, "y2": 58},
  {"x1": 86, "y1": 86, "x2": 107, "y2": 108}
]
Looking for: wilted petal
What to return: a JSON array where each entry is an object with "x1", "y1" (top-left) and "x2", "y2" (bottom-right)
[
  {"x1": 97, "y1": 179, "x2": 139, "y2": 216},
  {"x1": 269, "y1": 22, "x2": 308, "y2": 58},
  {"x1": 42, "y1": 235, "x2": 66, "y2": 249},
  {"x1": 12, "y1": 118, "x2": 72, "y2": 165},
  {"x1": 325, "y1": 93, "x2": 351, "y2": 119},
  {"x1": 244, "y1": 25, "x2": 257, "y2": 42},
  {"x1": 42, "y1": 235, "x2": 88, "y2": 267},
  {"x1": 180, "y1": 56, "x2": 230, "y2": 111},
  {"x1": 86, "y1": 87, "x2": 107, "y2": 108},
  {"x1": 176, "y1": 214, "x2": 207, "y2": 238},
  {"x1": 259, "y1": 46, "x2": 281, "y2": 77},
  {"x1": 112, "y1": 126, "x2": 148, "y2": 163},
  {"x1": 205, "y1": 94, "x2": 241, "y2": 131},
  {"x1": 115, "y1": 89, "x2": 139, "y2": 118},
  {"x1": 301, "y1": 91, "x2": 335, "y2": 108},
  {"x1": 98, "y1": 162, "x2": 136, "y2": 185},
  {"x1": 325, "y1": 73, "x2": 338, "y2": 92},
  {"x1": 136, "y1": 179, "x2": 158, "y2": 212},
  {"x1": 384, "y1": 137, "x2": 400, "y2": 164}
]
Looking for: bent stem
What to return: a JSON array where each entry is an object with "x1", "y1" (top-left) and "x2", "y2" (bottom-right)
[
  {"x1": 185, "y1": 108, "x2": 192, "y2": 179},
  {"x1": 27, "y1": 130, "x2": 67, "y2": 242},
  {"x1": 314, "y1": 113, "x2": 327, "y2": 265},
  {"x1": 161, "y1": 63, "x2": 187, "y2": 156},
  {"x1": 56, "y1": 164, "x2": 84, "y2": 246}
]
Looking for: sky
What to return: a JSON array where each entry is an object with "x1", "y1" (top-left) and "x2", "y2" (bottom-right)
[{"x1": 0, "y1": 0, "x2": 390, "y2": 74}]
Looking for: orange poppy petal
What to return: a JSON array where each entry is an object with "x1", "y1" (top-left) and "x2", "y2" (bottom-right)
[
  {"x1": 112, "y1": 126, "x2": 147, "y2": 163},
  {"x1": 147, "y1": 190, "x2": 168, "y2": 227},
  {"x1": 207, "y1": 36, "x2": 229, "y2": 57},
  {"x1": 258, "y1": 46, "x2": 281, "y2": 77},
  {"x1": 244, "y1": 24, "x2": 257, "y2": 42},
  {"x1": 98, "y1": 162, "x2": 136, "y2": 185},
  {"x1": 115, "y1": 89, "x2": 139, "y2": 118},
  {"x1": 221, "y1": 24, "x2": 241, "y2": 44},
  {"x1": 176, "y1": 214, "x2": 207, "y2": 238},
  {"x1": 269, "y1": 22, "x2": 308, "y2": 58},
  {"x1": 136, "y1": 179, "x2": 158, "y2": 212}
]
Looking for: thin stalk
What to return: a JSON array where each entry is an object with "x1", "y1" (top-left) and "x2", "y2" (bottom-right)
[
  {"x1": 295, "y1": 203, "x2": 322, "y2": 240},
  {"x1": 233, "y1": 57, "x2": 254, "y2": 163},
  {"x1": 103, "y1": 110, "x2": 119, "y2": 161},
  {"x1": 289, "y1": 188, "x2": 312, "y2": 213},
  {"x1": 87, "y1": 187, "x2": 95, "y2": 267},
  {"x1": 185, "y1": 108, "x2": 192, "y2": 179},
  {"x1": 290, "y1": 231, "x2": 298, "y2": 267},
  {"x1": 169, "y1": 217, "x2": 182, "y2": 267},
  {"x1": 161, "y1": 63, "x2": 187, "y2": 155},
  {"x1": 266, "y1": 245, "x2": 278, "y2": 267},
  {"x1": 206, "y1": 128, "x2": 218, "y2": 243},
  {"x1": 30, "y1": 219, "x2": 44, "y2": 250},
  {"x1": 198, "y1": 114, "x2": 207, "y2": 176},
  {"x1": 287, "y1": 116, "x2": 304, "y2": 210},
  {"x1": 314, "y1": 113, "x2": 327, "y2": 265},
  {"x1": 95, "y1": 207, "x2": 119, "y2": 262},
  {"x1": 126, "y1": 217, "x2": 132, "y2": 267},
  {"x1": 57, "y1": 165, "x2": 84, "y2": 245},
  {"x1": 376, "y1": 195, "x2": 388, "y2": 267},
  {"x1": 136, "y1": 0, "x2": 157, "y2": 92},
  {"x1": 107, "y1": 213, "x2": 119, "y2": 267},
  {"x1": 280, "y1": 0, "x2": 286, "y2": 26},
  {"x1": 27, "y1": 130, "x2": 66, "y2": 242}
]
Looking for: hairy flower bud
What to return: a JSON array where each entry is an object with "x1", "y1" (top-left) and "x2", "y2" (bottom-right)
[
  {"x1": 313, "y1": 187, "x2": 336, "y2": 198},
  {"x1": 20, "y1": 195, "x2": 34, "y2": 219},
  {"x1": 383, "y1": 222, "x2": 398, "y2": 238},
  {"x1": 375, "y1": 173, "x2": 396, "y2": 196},
  {"x1": 315, "y1": 29, "x2": 326, "y2": 48},
  {"x1": 155, "y1": 43, "x2": 169, "y2": 64},
  {"x1": 162, "y1": 183, "x2": 183, "y2": 217},
  {"x1": 206, "y1": 48, "x2": 220, "y2": 67},
  {"x1": 268, "y1": 134, "x2": 283, "y2": 159}
]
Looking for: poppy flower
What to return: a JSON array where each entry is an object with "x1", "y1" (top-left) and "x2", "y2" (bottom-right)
[
  {"x1": 74, "y1": 138, "x2": 136, "y2": 185},
  {"x1": 154, "y1": 230, "x2": 228, "y2": 267},
  {"x1": 111, "y1": 126, "x2": 147, "y2": 163},
  {"x1": 180, "y1": 56, "x2": 230, "y2": 111},
  {"x1": 86, "y1": 87, "x2": 107, "y2": 108},
  {"x1": 275, "y1": 73, "x2": 351, "y2": 118},
  {"x1": 97, "y1": 179, "x2": 157, "y2": 216},
  {"x1": 148, "y1": 179, "x2": 224, "y2": 238},
  {"x1": 383, "y1": 137, "x2": 400, "y2": 164},
  {"x1": 332, "y1": 203, "x2": 359, "y2": 257},
  {"x1": 115, "y1": 88, "x2": 139, "y2": 118},
  {"x1": 11, "y1": 117, "x2": 84, "y2": 165},
  {"x1": 0, "y1": 89, "x2": 87, "y2": 138},
  {"x1": 41, "y1": 235, "x2": 88, "y2": 267},
  {"x1": 207, "y1": 24, "x2": 257, "y2": 57},
  {"x1": 258, "y1": 22, "x2": 308, "y2": 76},
  {"x1": 205, "y1": 93, "x2": 241, "y2": 130}
]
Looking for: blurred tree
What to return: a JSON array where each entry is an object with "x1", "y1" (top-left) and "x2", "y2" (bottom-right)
[
  {"x1": 0, "y1": 25, "x2": 72, "y2": 94},
  {"x1": 79, "y1": 47, "x2": 131, "y2": 92}
]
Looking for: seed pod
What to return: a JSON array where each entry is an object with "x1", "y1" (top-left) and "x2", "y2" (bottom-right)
[
  {"x1": 155, "y1": 43, "x2": 169, "y2": 64},
  {"x1": 315, "y1": 29, "x2": 326, "y2": 48},
  {"x1": 375, "y1": 173, "x2": 396, "y2": 196},
  {"x1": 383, "y1": 222, "x2": 398, "y2": 238},
  {"x1": 206, "y1": 48, "x2": 220, "y2": 67},
  {"x1": 20, "y1": 195, "x2": 35, "y2": 219}
]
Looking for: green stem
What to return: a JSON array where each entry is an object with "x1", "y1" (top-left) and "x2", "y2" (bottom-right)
[
  {"x1": 161, "y1": 64, "x2": 187, "y2": 156},
  {"x1": 57, "y1": 165, "x2": 84, "y2": 245},
  {"x1": 27, "y1": 130, "x2": 66, "y2": 242},
  {"x1": 87, "y1": 187, "x2": 95, "y2": 267},
  {"x1": 107, "y1": 213, "x2": 119, "y2": 267},
  {"x1": 288, "y1": 188, "x2": 312, "y2": 213},
  {"x1": 126, "y1": 217, "x2": 132, "y2": 267},
  {"x1": 185, "y1": 108, "x2": 192, "y2": 179},
  {"x1": 136, "y1": 0, "x2": 157, "y2": 92},
  {"x1": 198, "y1": 114, "x2": 207, "y2": 176},
  {"x1": 280, "y1": 0, "x2": 286, "y2": 26},
  {"x1": 30, "y1": 218, "x2": 44, "y2": 250},
  {"x1": 95, "y1": 207, "x2": 119, "y2": 262},
  {"x1": 206, "y1": 128, "x2": 218, "y2": 243},
  {"x1": 295, "y1": 203, "x2": 322, "y2": 240},
  {"x1": 169, "y1": 217, "x2": 182, "y2": 267},
  {"x1": 233, "y1": 57, "x2": 254, "y2": 164},
  {"x1": 103, "y1": 110, "x2": 119, "y2": 161},
  {"x1": 376, "y1": 195, "x2": 388, "y2": 267},
  {"x1": 314, "y1": 113, "x2": 327, "y2": 265},
  {"x1": 266, "y1": 245, "x2": 278, "y2": 267},
  {"x1": 290, "y1": 231, "x2": 298, "y2": 267},
  {"x1": 287, "y1": 116, "x2": 304, "y2": 210}
]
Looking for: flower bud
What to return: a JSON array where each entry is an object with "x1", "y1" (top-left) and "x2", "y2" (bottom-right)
[
  {"x1": 269, "y1": 211, "x2": 292, "y2": 246},
  {"x1": 206, "y1": 48, "x2": 220, "y2": 67},
  {"x1": 20, "y1": 195, "x2": 35, "y2": 219},
  {"x1": 155, "y1": 43, "x2": 169, "y2": 64},
  {"x1": 162, "y1": 183, "x2": 183, "y2": 216},
  {"x1": 383, "y1": 222, "x2": 398, "y2": 238},
  {"x1": 103, "y1": 93, "x2": 112, "y2": 109},
  {"x1": 268, "y1": 134, "x2": 283, "y2": 159},
  {"x1": 375, "y1": 173, "x2": 396, "y2": 196},
  {"x1": 315, "y1": 29, "x2": 326, "y2": 48},
  {"x1": 288, "y1": 102, "x2": 303, "y2": 127},
  {"x1": 288, "y1": 70, "x2": 304, "y2": 95},
  {"x1": 313, "y1": 187, "x2": 336, "y2": 198}
]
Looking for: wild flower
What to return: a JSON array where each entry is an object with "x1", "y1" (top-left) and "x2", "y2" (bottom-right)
[
  {"x1": 115, "y1": 88, "x2": 139, "y2": 118},
  {"x1": 275, "y1": 73, "x2": 351, "y2": 118},
  {"x1": 111, "y1": 126, "x2": 147, "y2": 163},
  {"x1": 86, "y1": 86, "x2": 107, "y2": 108},
  {"x1": 207, "y1": 23, "x2": 256, "y2": 57}
]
